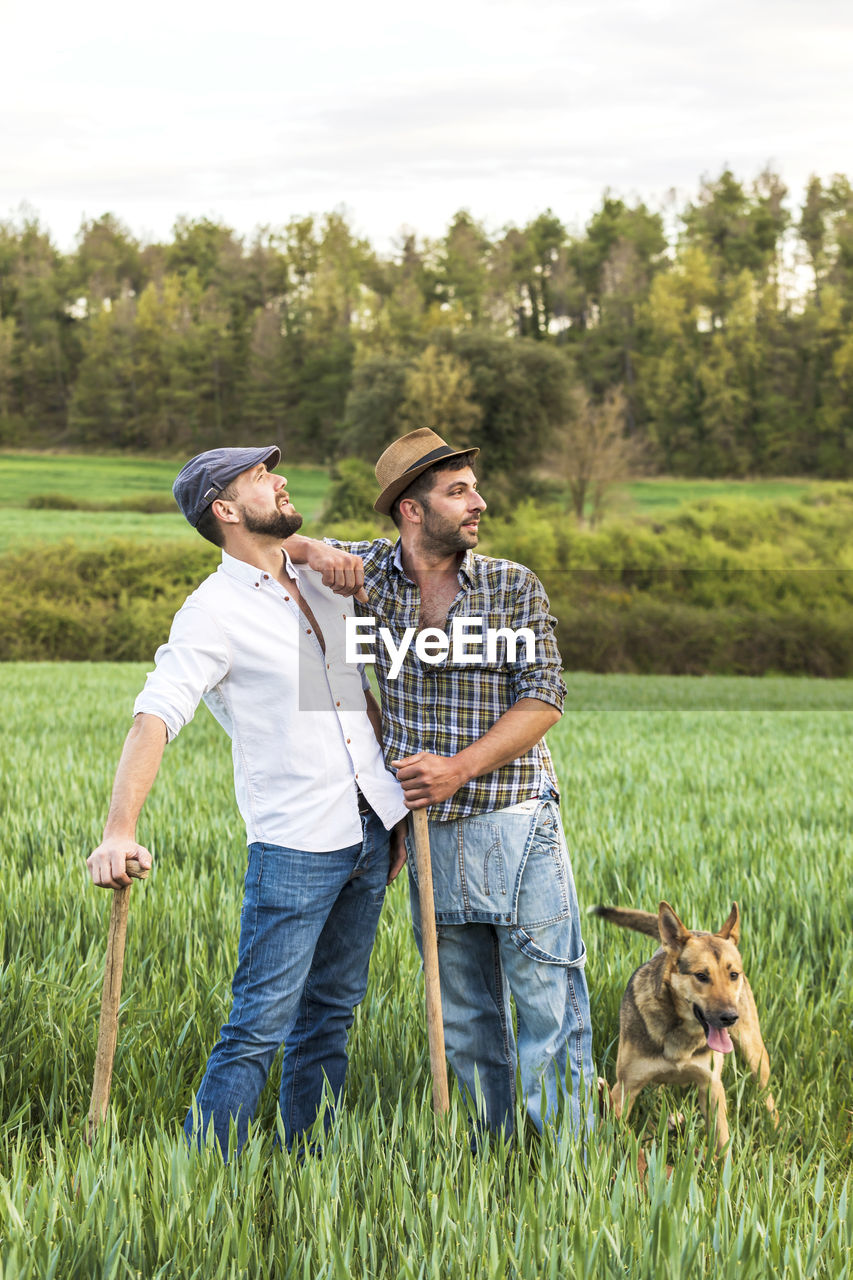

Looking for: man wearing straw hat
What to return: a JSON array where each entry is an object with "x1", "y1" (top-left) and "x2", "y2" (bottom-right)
[{"x1": 289, "y1": 429, "x2": 594, "y2": 1141}]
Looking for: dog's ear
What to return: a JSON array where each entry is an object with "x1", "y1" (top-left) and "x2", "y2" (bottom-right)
[
  {"x1": 716, "y1": 902, "x2": 740, "y2": 945},
  {"x1": 658, "y1": 901, "x2": 690, "y2": 952}
]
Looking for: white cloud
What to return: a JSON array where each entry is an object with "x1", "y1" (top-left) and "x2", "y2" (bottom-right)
[{"x1": 2, "y1": 0, "x2": 851, "y2": 249}]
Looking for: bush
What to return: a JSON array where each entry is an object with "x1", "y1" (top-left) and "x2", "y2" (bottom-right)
[
  {"x1": 553, "y1": 597, "x2": 853, "y2": 676},
  {"x1": 0, "y1": 540, "x2": 217, "y2": 660},
  {"x1": 6, "y1": 489, "x2": 853, "y2": 671},
  {"x1": 322, "y1": 458, "x2": 381, "y2": 523},
  {"x1": 26, "y1": 492, "x2": 177, "y2": 513}
]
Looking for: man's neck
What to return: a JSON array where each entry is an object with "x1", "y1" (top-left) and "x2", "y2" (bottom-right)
[
  {"x1": 399, "y1": 536, "x2": 462, "y2": 587},
  {"x1": 223, "y1": 534, "x2": 293, "y2": 585}
]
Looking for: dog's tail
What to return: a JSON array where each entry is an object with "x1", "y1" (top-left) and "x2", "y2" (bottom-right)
[{"x1": 590, "y1": 905, "x2": 661, "y2": 939}]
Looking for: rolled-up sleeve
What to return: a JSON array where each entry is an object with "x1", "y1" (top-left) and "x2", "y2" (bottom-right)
[
  {"x1": 133, "y1": 604, "x2": 231, "y2": 742},
  {"x1": 508, "y1": 575, "x2": 566, "y2": 713}
]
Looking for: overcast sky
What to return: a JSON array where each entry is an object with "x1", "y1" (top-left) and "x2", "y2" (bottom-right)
[{"x1": 3, "y1": 0, "x2": 851, "y2": 252}]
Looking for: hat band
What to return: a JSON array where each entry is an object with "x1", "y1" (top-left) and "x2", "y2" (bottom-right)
[{"x1": 401, "y1": 445, "x2": 458, "y2": 475}]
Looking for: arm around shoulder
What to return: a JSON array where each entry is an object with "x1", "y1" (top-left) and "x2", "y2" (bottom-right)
[{"x1": 282, "y1": 533, "x2": 366, "y2": 599}]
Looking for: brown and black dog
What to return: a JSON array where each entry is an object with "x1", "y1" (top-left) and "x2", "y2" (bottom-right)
[{"x1": 593, "y1": 901, "x2": 779, "y2": 1152}]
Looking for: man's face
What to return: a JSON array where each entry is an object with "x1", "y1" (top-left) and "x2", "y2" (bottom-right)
[
  {"x1": 418, "y1": 466, "x2": 486, "y2": 553},
  {"x1": 230, "y1": 463, "x2": 303, "y2": 539}
]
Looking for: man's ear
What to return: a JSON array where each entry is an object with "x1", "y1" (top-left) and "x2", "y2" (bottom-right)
[
  {"x1": 397, "y1": 497, "x2": 423, "y2": 526},
  {"x1": 211, "y1": 497, "x2": 239, "y2": 525}
]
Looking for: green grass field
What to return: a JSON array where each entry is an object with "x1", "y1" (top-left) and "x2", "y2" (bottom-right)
[
  {"x1": 0, "y1": 453, "x2": 824, "y2": 553},
  {"x1": 0, "y1": 454, "x2": 330, "y2": 551},
  {"x1": 1, "y1": 667, "x2": 850, "y2": 1278},
  {"x1": 623, "y1": 478, "x2": 812, "y2": 513}
]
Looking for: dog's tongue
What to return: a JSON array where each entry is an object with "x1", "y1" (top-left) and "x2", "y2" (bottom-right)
[{"x1": 706, "y1": 1026, "x2": 734, "y2": 1054}]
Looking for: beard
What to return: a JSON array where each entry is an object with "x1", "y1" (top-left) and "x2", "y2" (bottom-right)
[
  {"x1": 241, "y1": 506, "x2": 304, "y2": 540},
  {"x1": 421, "y1": 503, "x2": 480, "y2": 554}
]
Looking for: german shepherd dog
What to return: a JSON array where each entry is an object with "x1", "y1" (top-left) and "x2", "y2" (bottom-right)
[{"x1": 593, "y1": 901, "x2": 779, "y2": 1152}]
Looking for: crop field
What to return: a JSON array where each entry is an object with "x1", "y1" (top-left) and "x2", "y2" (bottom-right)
[{"x1": 1, "y1": 666, "x2": 850, "y2": 1278}]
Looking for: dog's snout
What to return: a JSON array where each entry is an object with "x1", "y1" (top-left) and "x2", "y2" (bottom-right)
[{"x1": 717, "y1": 1010, "x2": 739, "y2": 1027}]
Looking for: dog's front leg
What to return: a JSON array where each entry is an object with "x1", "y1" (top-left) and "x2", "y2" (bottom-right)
[
  {"x1": 696, "y1": 1065, "x2": 730, "y2": 1153},
  {"x1": 733, "y1": 978, "x2": 780, "y2": 1129},
  {"x1": 611, "y1": 1056, "x2": 663, "y2": 1124},
  {"x1": 609, "y1": 1078, "x2": 636, "y2": 1121}
]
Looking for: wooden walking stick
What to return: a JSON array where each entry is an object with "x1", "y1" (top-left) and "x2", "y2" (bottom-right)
[
  {"x1": 412, "y1": 809, "x2": 449, "y2": 1114},
  {"x1": 87, "y1": 856, "x2": 149, "y2": 1144}
]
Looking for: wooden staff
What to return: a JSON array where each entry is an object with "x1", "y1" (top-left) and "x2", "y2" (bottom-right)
[
  {"x1": 412, "y1": 809, "x2": 449, "y2": 1113},
  {"x1": 87, "y1": 856, "x2": 149, "y2": 1144}
]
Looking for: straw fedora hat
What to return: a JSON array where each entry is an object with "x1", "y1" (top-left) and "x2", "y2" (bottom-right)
[{"x1": 373, "y1": 428, "x2": 479, "y2": 515}]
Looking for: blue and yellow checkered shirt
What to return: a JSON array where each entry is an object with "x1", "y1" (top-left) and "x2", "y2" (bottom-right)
[{"x1": 330, "y1": 538, "x2": 566, "y2": 822}]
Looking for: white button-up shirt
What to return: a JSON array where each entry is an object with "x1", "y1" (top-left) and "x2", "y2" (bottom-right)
[{"x1": 134, "y1": 549, "x2": 407, "y2": 851}]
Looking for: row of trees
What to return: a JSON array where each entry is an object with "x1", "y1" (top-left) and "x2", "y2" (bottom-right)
[{"x1": 2, "y1": 169, "x2": 853, "y2": 479}]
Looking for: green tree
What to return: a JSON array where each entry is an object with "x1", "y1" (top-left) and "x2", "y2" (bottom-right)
[
  {"x1": 340, "y1": 354, "x2": 409, "y2": 458},
  {"x1": 398, "y1": 345, "x2": 482, "y2": 440},
  {"x1": 450, "y1": 330, "x2": 574, "y2": 481},
  {"x1": 491, "y1": 211, "x2": 568, "y2": 339},
  {"x1": 435, "y1": 211, "x2": 490, "y2": 324},
  {"x1": 69, "y1": 213, "x2": 143, "y2": 305},
  {"x1": 563, "y1": 197, "x2": 667, "y2": 435},
  {"x1": 68, "y1": 298, "x2": 139, "y2": 447},
  {"x1": 638, "y1": 246, "x2": 715, "y2": 471},
  {"x1": 0, "y1": 213, "x2": 73, "y2": 441}
]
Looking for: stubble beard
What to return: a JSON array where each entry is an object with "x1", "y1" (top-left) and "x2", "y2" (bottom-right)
[{"x1": 420, "y1": 506, "x2": 480, "y2": 556}]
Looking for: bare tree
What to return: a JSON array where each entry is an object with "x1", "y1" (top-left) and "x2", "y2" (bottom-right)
[{"x1": 552, "y1": 386, "x2": 642, "y2": 527}]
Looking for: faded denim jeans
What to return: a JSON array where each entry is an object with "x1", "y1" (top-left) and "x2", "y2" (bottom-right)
[
  {"x1": 184, "y1": 810, "x2": 388, "y2": 1158},
  {"x1": 407, "y1": 798, "x2": 593, "y2": 1138}
]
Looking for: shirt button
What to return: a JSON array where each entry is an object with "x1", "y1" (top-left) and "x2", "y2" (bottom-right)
[
  {"x1": 336, "y1": 701, "x2": 341, "y2": 707},
  {"x1": 284, "y1": 596, "x2": 290, "y2": 601},
  {"x1": 346, "y1": 738, "x2": 351, "y2": 744},
  {"x1": 306, "y1": 628, "x2": 312, "y2": 634},
  {"x1": 263, "y1": 574, "x2": 269, "y2": 579},
  {"x1": 254, "y1": 582, "x2": 260, "y2": 588}
]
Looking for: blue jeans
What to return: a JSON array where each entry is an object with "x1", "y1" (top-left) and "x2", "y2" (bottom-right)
[
  {"x1": 408, "y1": 800, "x2": 593, "y2": 1138},
  {"x1": 184, "y1": 811, "x2": 388, "y2": 1158}
]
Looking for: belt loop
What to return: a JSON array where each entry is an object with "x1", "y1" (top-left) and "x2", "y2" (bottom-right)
[{"x1": 356, "y1": 787, "x2": 371, "y2": 815}]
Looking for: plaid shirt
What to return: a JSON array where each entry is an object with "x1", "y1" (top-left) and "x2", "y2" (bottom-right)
[{"x1": 329, "y1": 537, "x2": 566, "y2": 822}]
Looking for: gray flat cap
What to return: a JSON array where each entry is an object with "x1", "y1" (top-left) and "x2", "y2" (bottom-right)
[{"x1": 173, "y1": 445, "x2": 282, "y2": 526}]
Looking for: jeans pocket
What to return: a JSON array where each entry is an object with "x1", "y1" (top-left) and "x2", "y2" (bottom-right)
[
  {"x1": 508, "y1": 922, "x2": 587, "y2": 968},
  {"x1": 515, "y1": 807, "x2": 571, "y2": 930}
]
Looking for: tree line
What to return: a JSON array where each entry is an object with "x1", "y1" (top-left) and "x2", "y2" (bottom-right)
[{"x1": 2, "y1": 168, "x2": 853, "y2": 481}]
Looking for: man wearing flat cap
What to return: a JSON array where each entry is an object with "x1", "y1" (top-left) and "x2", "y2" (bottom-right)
[
  {"x1": 87, "y1": 445, "x2": 407, "y2": 1159},
  {"x1": 290, "y1": 429, "x2": 594, "y2": 1143}
]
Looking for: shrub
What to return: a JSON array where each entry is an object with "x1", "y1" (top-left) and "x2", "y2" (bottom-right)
[
  {"x1": 322, "y1": 458, "x2": 380, "y2": 523},
  {"x1": 0, "y1": 540, "x2": 217, "y2": 661},
  {"x1": 26, "y1": 493, "x2": 177, "y2": 513},
  {"x1": 6, "y1": 489, "x2": 853, "y2": 671}
]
